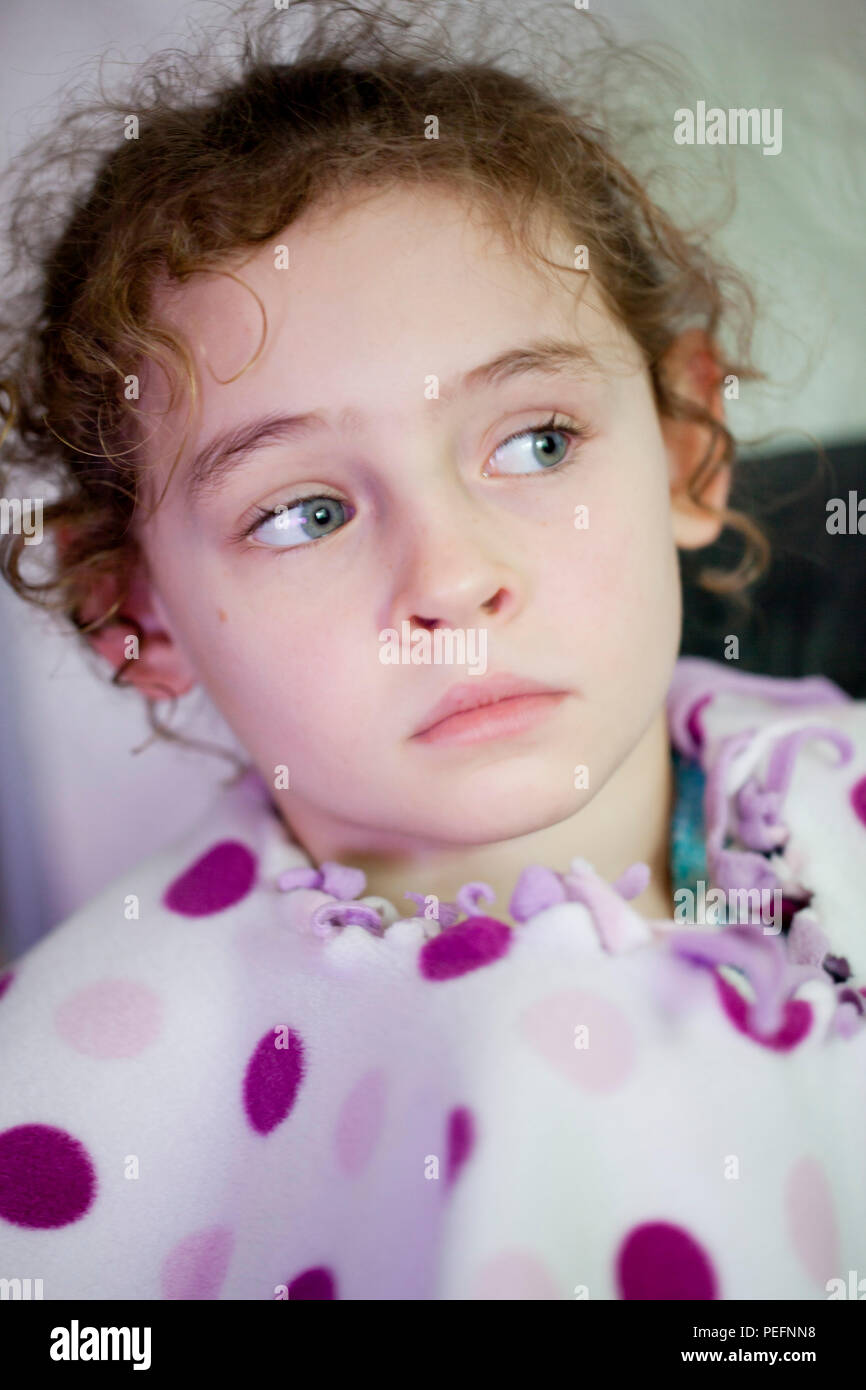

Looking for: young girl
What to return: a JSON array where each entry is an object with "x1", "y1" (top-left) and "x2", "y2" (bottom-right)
[{"x1": 1, "y1": 0, "x2": 864, "y2": 1301}]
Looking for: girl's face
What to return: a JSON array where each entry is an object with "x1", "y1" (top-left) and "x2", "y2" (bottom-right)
[{"x1": 134, "y1": 184, "x2": 712, "y2": 853}]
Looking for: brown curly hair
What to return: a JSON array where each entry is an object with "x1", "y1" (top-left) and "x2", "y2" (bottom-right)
[{"x1": 0, "y1": 0, "x2": 770, "y2": 759}]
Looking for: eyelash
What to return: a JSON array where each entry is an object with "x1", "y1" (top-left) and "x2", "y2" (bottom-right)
[
  {"x1": 487, "y1": 413, "x2": 587, "y2": 474},
  {"x1": 238, "y1": 413, "x2": 588, "y2": 543}
]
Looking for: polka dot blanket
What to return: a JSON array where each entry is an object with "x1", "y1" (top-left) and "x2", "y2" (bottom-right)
[{"x1": 1, "y1": 656, "x2": 865, "y2": 1299}]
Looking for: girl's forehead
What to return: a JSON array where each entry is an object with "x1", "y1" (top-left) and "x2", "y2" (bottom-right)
[
  {"x1": 149, "y1": 183, "x2": 602, "y2": 338},
  {"x1": 138, "y1": 188, "x2": 636, "y2": 450}
]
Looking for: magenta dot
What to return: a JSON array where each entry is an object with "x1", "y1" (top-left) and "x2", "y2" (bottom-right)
[
  {"x1": 243, "y1": 1027, "x2": 306, "y2": 1135},
  {"x1": 419, "y1": 916, "x2": 512, "y2": 981},
  {"x1": 714, "y1": 971, "x2": 812, "y2": 1050},
  {"x1": 161, "y1": 1226, "x2": 234, "y2": 1299},
  {"x1": 617, "y1": 1221, "x2": 718, "y2": 1300},
  {"x1": 850, "y1": 775, "x2": 866, "y2": 827},
  {"x1": 163, "y1": 840, "x2": 257, "y2": 916},
  {"x1": 287, "y1": 1265, "x2": 337, "y2": 1299},
  {"x1": 446, "y1": 1106, "x2": 475, "y2": 1187},
  {"x1": 0, "y1": 1124, "x2": 97, "y2": 1228},
  {"x1": 0, "y1": 970, "x2": 14, "y2": 1002},
  {"x1": 686, "y1": 693, "x2": 713, "y2": 749}
]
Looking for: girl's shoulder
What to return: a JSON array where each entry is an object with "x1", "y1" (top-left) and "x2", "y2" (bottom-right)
[
  {"x1": 667, "y1": 656, "x2": 866, "y2": 981},
  {"x1": 0, "y1": 766, "x2": 313, "y2": 995},
  {"x1": 668, "y1": 655, "x2": 863, "y2": 757}
]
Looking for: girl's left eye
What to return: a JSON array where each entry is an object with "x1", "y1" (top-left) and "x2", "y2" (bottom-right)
[{"x1": 484, "y1": 415, "x2": 587, "y2": 476}]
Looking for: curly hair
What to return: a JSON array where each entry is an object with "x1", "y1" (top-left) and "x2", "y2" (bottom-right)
[{"x1": 0, "y1": 0, "x2": 770, "y2": 759}]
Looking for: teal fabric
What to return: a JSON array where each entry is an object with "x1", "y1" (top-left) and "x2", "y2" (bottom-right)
[{"x1": 669, "y1": 747, "x2": 707, "y2": 897}]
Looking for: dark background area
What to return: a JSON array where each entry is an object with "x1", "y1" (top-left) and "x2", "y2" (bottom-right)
[{"x1": 680, "y1": 439, "x2": 866, "y2": 697}]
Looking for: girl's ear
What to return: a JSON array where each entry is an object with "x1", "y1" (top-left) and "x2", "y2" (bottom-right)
[
  {"x1": 71, "y1": 556, "x2": 198, "y2": 701},
  {"x1": 657, "y1": 327, "x2": 731, "y2": 549}
]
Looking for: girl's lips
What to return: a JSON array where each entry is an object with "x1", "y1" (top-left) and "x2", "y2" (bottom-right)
[
  {"x1": 412, "y1": 673, "x2": 567, "y2": 737},
  {"x1": 412, "y1": 691, "x2": 568, "y2": 746}
]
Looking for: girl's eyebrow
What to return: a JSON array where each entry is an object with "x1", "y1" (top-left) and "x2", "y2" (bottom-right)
[{"x1": 184, "y1": 336, "x2": 600, "y2": 502}]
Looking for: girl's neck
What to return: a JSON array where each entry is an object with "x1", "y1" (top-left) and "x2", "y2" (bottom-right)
[{"x1": 278, "y1": 707, "x2": 675, "y2": 927}]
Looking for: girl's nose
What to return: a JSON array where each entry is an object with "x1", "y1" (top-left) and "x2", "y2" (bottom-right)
[
  {"x1": 384, "y1": 473, "x2": 528, "y2": 632},
  {"x1": 410, "y1": 584, "x2": 511, "y2": 630}
]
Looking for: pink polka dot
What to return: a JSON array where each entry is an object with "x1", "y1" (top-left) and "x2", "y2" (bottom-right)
[
  {"x1": 0, "y1": 1123, "x2": 97, "y2": 1228},
  {"x1": 616, "y1": 1221, "x2": 718, "y2": 1299},
  {"x1": 714, "y1": 971, "x2": 812, "y2": 1050},
  {"x1": 784, "y1": 1156, "x2": 840, "y2": 1287},
  {"x1": 0, "y1": 970, "x2": 14, "y2": 1001},
  {"x1": 419, "y1": 916, "x2": 512, "y2": 981},
  {"x1": 243, "y1": 1027, "x2": 306, "y2": 1135},
  {"x1": 161, "y1": 1226, "x2": 234, "y2": 1299},
  {"x1": 519, "y1": 989, "x2": 636, "y2": 1093},
  {"x1": 54, "y1": 979, "x2": 163, "y2": 1058},
  {"x1": 472, "y1": 1249, "x2": 560, "y2": 1299},
  {"x1": 850, "y1": 775, "x2": 866, "y2": 827},
  {"x1": 286, "y1": 1265, "x2": 337, "y2": 1299},
  {"x1": 334, "y1": 1068, "x2": 387, "y2": 1177},
  {"x1": 446, "y1": 1106, "x2": 475, "y2": 1187},
  {"x1": 163, "y1": 840, "x2": 257, "y2": 916}
]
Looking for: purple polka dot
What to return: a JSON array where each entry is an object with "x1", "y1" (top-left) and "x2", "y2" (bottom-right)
[
  {"x1": 163, "y1": 840, "x2": 257, "y2": 917},
  {"x1": 0, "y1": 970, "x2": 14, "y2": 1001},
  {"x1": 714, "y1": 970, "x2": 812, "y2": 1051},
  {"x1": 850, "y1": 775, "x2": 866, "y2": 827},
  {"x1": 243, "y1": 1027, "x2": 306, "y2": 1135},
  {"x1": 446, "y1": 1106, "x2": 475, "y2": 1187},
  {"x1": 616, "y1": 1221, "x2": 718, "y2": 1300},
  {"x1": 161, "y1": 1226, "x2": 234, "y2": 1299},
  {"x1": 287, "y1": 1265, "x2": 337, "y2": 1299},
  {"x1": 0, "y1": 1124, "x2": 97, "y2": 1228},
  {"x1": 419, "y1": 916, "x2": 512, "y2": 981}
]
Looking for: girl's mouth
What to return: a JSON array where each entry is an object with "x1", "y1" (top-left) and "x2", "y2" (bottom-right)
[{"x1": 412, "y1": 687, "x2": 569, "y2": 746}]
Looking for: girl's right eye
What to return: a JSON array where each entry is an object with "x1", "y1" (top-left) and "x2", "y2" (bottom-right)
[{"x1": 244, "y1": 495, "x2": 354, "y2": 549}]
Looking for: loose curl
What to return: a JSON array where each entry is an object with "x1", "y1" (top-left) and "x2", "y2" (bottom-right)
[{"x1": 0, "y1": 0, "x2": 772, "y2": 759}]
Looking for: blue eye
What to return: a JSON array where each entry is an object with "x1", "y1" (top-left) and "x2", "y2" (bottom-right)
[
  {"x1": 487, "y1": 416, "x2": 585, "y2": 475},
  {"x1": 241, "y1": 414, "x2": 585, "y2": 549},
  {"x1": 247, "y1": 495, "x2": 353, "y2": 548}
]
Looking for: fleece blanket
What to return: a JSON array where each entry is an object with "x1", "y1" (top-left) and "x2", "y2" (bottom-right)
[{"x1": 1, "y1": 656, "x2": 865, "y2": 1300}]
